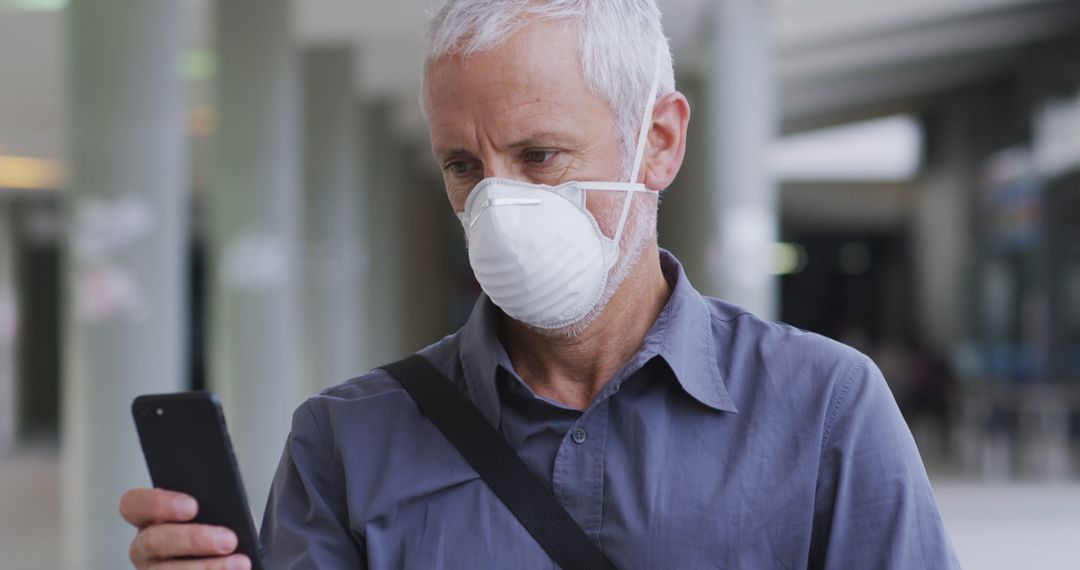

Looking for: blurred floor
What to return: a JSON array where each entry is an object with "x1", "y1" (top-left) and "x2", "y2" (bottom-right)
[
  {"x1": 933, "y1": 477, "x2": 1080, "y2": 570},
  {"x1": 1, "y1": 444, "x2": 60, "y2": 570},
  {"x1": 1, "y1": 447, "x2": 1079, "y2": 569}
]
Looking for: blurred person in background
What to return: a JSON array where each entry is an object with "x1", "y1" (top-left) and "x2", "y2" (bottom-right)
[{"x1": 119, "y1": 0, "x2": 959, "y2": 568}]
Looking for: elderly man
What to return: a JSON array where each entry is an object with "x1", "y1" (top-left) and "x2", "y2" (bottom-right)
[{"x1": 121, "y1": 0, "x2": 959, "y2": 568}]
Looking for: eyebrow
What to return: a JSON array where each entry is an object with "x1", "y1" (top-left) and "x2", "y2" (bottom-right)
[
  {"x1": 435, "y1": 148, "x2": 473, "y2": 162},
  {"x1": 505, "y1": 132, "x2": 568, "y2": 149},
  {"x1": 433, "y1": 131, "x2": 573, "y2": 162}
]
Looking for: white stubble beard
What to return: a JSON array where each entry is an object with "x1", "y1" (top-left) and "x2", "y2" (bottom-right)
[{"x1": 533, "y1": 192, "x2": 658, "y2": 340}]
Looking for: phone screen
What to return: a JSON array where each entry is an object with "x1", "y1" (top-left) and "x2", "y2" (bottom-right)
[{"x1": 132, "y1": 392, "x2": 265, "y2": 569}]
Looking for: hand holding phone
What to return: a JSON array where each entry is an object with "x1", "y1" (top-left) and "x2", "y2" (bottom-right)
[
  {"x1": 129, "y1": 392, "x2": 264, "y2": 569},
  {"x1": 119, "y1": 487, "x2": 250, "y2": 568}
]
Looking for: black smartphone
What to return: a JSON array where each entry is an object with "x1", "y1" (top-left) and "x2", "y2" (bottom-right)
[{"x1": 132, "y1": 392, "x2": 265, "y2": 569}]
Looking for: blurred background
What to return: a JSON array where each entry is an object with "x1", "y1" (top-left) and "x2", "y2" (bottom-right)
[{"x1": 1, "y1": 0, "x2": 1079, "y2": 568}]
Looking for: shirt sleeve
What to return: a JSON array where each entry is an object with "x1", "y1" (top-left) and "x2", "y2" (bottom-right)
[
  {"x1": 260, "y1": 400, "x2": 367, "y2": 568},
  {"x1": 810, "y1": 356, "x2": 960, "y2": 569}
]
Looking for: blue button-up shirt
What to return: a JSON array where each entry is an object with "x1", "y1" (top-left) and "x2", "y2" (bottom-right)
[{"x1": 262, "y1": 251, "x2": 959, "y2": 569}]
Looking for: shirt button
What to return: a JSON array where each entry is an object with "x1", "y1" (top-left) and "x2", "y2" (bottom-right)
[{"x1": 571, "y1": 427, "x2": 587, "y2": 444}]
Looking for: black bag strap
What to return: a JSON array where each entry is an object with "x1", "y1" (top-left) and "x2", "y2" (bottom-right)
[{"x1": 380, "y1": 354, "x2": 616, "y2": 570}]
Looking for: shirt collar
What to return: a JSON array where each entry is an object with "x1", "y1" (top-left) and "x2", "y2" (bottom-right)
[
  {"x1": 646, "y1": 251, "x2": 738, "y2": 413},
  {"x1": 458, "y1": 249, "x2": 737, "y2": 426}
]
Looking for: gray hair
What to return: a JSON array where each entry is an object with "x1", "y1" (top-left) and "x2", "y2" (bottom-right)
[{"x1": 423, "y1": 0, "x2": 676, "y2": 179}]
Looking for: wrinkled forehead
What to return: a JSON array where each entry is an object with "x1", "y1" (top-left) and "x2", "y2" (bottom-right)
[
  {"x1": 422, "y1": 20, "x2": 615, "y2": 145},
  {"x1": 423, "y1": 20, "x2": 586, "y2": 113}
]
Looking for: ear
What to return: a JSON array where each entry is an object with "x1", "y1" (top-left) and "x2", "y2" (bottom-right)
[{"x1": 638, "y1": 91, "x2": 691, "y2": 192}]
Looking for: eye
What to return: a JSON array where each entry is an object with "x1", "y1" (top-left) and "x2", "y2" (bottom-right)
[
  {"x1": 443, "y1": 159, "x2": 477, "y2": 175},
  {"x1": 523, "y1": 149, "x2": 558, "y2": 164}
]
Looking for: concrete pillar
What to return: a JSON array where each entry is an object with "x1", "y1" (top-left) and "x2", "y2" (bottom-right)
[
  {"x1": 913, "y1": 100, "x2": 977, "y2": 354},
  {"x1": 62, "y1": 0, "x2": 187, "y2": 567},
  {"x1": 702, "y1": 0, "x2": 780, "y2": 319},
  {"x1": 362, "y1": 100, "x2": 409, "y2": 364},
  {"x1": 301, "y1": 47, "x2": 367, "y2": 393},
  {"x1": 0, "y1": 200, "x2": 17, "y2": 454},
  {"x1": 211, "y1": 0, "x2": 301, "y2": 520}
]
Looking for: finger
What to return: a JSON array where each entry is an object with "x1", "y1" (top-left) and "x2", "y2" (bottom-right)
[
  {"x1": 147, "y1": 554, "x2": 251, "y2": 570},
  {"x1": 131, "y1": 523, "x2": 237, "y2": 563},
  {"x1": 120, "y1": 488, "x2": 199, "y2": 528}
]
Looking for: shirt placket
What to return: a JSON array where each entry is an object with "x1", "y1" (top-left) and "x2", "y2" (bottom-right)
[{"x1": 550, "y1": 397, "x2": 610, "y2": 542}]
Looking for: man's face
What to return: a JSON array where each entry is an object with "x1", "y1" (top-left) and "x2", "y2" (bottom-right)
[{"x1": 424, "y1": 19, "x2": 627, "y2": 233}]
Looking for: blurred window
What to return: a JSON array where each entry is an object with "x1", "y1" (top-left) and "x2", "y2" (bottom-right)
[{"x1": 773, "y1": 114, "x2": 923, "y2": 182}]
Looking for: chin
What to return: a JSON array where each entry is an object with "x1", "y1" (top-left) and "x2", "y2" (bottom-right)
[
  {"x1": 530, "y1": 228, "x2": 654, "y2": 340},
  {"x1": 515, "y1": 199, "x2": 658, "y2": 341}
]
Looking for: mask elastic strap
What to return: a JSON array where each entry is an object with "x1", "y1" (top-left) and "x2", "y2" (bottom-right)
[
  {"x1": 612, "y1": 47, "x2": 664, "y2": 250},
  {"x1": 579, "y1": 181, "x2": 648, "y2": 192}
]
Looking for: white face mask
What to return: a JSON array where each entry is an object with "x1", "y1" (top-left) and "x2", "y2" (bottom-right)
[{"x1": 456, "y1": 51, "x2": 663, "y2": 330}]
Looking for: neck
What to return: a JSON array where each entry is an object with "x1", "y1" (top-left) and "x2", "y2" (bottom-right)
[{"x1": 501, "y1": 244, "x2": 670, "y2": 410}]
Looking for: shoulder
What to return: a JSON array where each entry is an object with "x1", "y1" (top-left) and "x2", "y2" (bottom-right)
[
  {"x1": 298, "y1": 329, "x2": 467, "y2": 438},
  {"x1": 705, "y1": 296, "x2": 872, "y2": 383},
  {"x1": 702, "y1": 296, "x2": 885, "y2": 432},
  {"x1": 283, "y1": 330, "x2": 481, "y2": 519}
]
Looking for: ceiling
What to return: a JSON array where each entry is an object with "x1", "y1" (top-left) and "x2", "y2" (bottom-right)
[{"x1": 0, "y1": 0, "x2": 1077, "y2": 162}]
